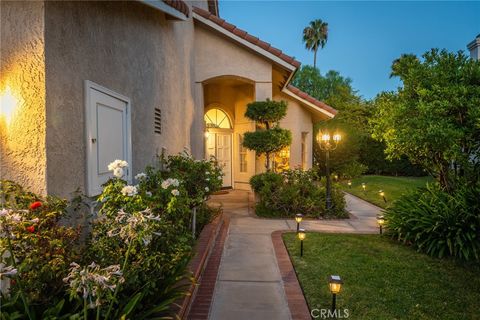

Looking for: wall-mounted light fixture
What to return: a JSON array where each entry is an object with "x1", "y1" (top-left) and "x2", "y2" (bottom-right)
[{"x1": 0, "y1": 86, "x2": 20, "y2": 125}]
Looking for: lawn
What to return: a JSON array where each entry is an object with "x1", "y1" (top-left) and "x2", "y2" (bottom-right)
[
  {"x1": 339, "y1": 175, "x2": 432, "y2": 208},
  {"x1": 283, "y1": 233, "x2": 480, "y2": 320}
]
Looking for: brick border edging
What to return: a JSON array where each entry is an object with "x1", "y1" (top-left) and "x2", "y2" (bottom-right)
[
  {"x1": 272, "y1": 230, "x2": 312, "y2": 320},
  {"x1": 175, "y1": 213, "x2": 224, "y2": 319},
  {"x1": 186, "y1": 216, "x2": 230, "y2": 320}
]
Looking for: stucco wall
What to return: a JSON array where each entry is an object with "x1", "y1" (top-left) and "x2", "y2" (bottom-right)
[
  {"x1": 194, "y1": 25, "x2": 272, "y2": 83},
  {"x1": 276, "y1": 93, "x2": 314, "y2": 170},
  {"x1": 0, "y1": 1, "x2": 47, "y2": 195},
  {"x1": 44, "y1": 1, "x2": 201, "y2": 197}
]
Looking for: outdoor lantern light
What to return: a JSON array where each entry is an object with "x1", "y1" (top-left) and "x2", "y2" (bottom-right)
[
  {"x1": 377, "y1": 215, "x2": 385, "y2": 234},
  {"x1": 328, "y1": 275, "x2": 343, "y2": 313},
  {"x1": 362, "y1": 183, "x2": 366, "y2": 193},
  {"x1": 316, "y1": 131, "x2": 342, "y2": 213},
  {"x1": 298, "y1": 228, "x2": 306, "y2": 257},
  {"x1": 204, "y1": 130, "x2": 210, "y2": 138},
  {"x1": 295, "y1": 214, "x2": 303, "y2": 232},
  {"x1": 334, "y1": 174, "x2": 338, "y2": 181},
  {"x1": 0, "y1": 86, "x2": 20, "y2": 125},
  {"x1": 379, "y1": 190, "x2": 387, "y2": 203},
  {"x1": 347, "y1": 181, "x2": 352, "y2": 188}
]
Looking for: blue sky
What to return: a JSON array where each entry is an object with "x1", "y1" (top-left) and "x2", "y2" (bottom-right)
[{"x1": 219, "y1": 1, "x2": 480, "y2": 99}]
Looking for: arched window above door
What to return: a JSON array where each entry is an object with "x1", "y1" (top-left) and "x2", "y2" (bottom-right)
[{"x1": 204, "y1": 108, "x2": 232, "y2": 129}]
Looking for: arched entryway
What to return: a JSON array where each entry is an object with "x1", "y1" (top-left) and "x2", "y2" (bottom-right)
[{"x1": 204, "y1": 107, "x2": 233, "y2": 188}]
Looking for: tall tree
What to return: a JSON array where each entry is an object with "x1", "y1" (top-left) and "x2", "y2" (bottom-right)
[
  {"x1": 371, "y1": 49, "x2": 480, "y2": 190},
  {"x1": 302, "y1": 19, "x2": 328, "y2": 69}
]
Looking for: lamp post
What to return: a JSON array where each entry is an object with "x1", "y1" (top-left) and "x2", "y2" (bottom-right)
[
  {"x1": 362, "y1": 183, "x2": 366, "y2": 194},
  {"x1": 316, "y1": 132, "x2": 341, "y2": 212},
  {"x1": 298, "y1": 229, "x2": 306, "y2": 257},
  {"x1": 347, "y1": 181, "x2": 352, "y2": 189},
  {"x1": 379, "y1": 190, "x2": 387, "y2": 203},
  {"x1": 295, "y1": 214, "x2": 303, "y2": 232},
  {"x1": 377, "y1": 215, "x2": 385, "y2": 234},
  {"x1": 328, "y1": 275, "x2": 343, "y2": 314}
]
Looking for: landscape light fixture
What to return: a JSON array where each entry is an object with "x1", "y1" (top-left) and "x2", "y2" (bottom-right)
[
  {"x1": 328, "y1": 275, "x2": 343, "y2": 313},
  {"x1": 379, "y1": 190, "x2": 387, "y2": 203},
  {"x1": 334, "y1": 174, "x2": 338, "y2": 181},
  {"x1": 347, "y1": 181, "x2": 352, "y2": 189},
  {"x1": 316, "y1": 131, "x2": 341, "y2": 213},
  {"x1": 377, "y1": 215, "x2": 385, "y2": 234},
  {"x1": 362, "y1": 183, "x2": 366, "y2": 193},
  {"x1": 295, "y1": 214, "x2": 303, "y2": 232},
  {"x1": 298, "y1": 228, "x2": 306, "y2": 257}
]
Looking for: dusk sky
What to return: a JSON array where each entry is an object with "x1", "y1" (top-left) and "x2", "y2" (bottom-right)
[{"x1": 220, "y1": 1, "x2": 480, "y2": 99}]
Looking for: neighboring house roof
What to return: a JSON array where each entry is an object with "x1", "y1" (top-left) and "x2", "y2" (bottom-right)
[
  {"x1": 193, "y1": 7, "x2": 301, "y2": 69},
  {"x1": 192, "y1": 6, "x2": 336, "y2": 119},
  {"x1": 162, "y1": 0, "x2": 190, "y2": 17}
]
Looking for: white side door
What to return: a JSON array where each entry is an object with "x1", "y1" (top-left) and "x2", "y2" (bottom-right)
[
  {"x1": 85, "y1": 81, "x2": 131, "y2": 196},
  {"x1": 216, "y1": 133, "x2": 232, "y2": 188}
]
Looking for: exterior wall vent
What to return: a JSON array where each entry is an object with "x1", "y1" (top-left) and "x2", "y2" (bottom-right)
[{"x1": 154, "y1": 108, "x2": 162, "y2": 134}]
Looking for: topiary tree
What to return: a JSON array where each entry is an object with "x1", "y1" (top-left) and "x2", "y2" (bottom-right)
[{"x1": 243, "y1": 99, "x2": 292, "y2": 171}]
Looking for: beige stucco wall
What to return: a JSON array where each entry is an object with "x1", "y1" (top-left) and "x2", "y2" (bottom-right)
[
  {"x1": 0, "y1": 1, "x2": 47, "y2": 195},
  {"x1": 276, "y1": 93, "x2": 314, "y2": 170},
  {"x1": 43, "y1": 1, "x2": 203, "y2": 197}
]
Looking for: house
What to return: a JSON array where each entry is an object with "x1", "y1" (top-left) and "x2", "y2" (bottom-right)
[
  {"x1": 0, "y1": 0, "x2": 336, "y2": 198},
  {"x1": 467, "y1": 34, "x2": 480, "y2": 60}
]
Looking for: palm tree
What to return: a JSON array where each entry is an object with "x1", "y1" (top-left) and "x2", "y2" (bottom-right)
[{"x1": 303, "y1": 19, "x2": 328, "y2": 69}]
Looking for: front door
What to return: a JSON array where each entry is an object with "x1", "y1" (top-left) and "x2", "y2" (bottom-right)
[
  {"x1": 85, "y1": 81, "x2": 131, "y2": 196},
  {"x1": 206, "y1": 132, "x2": 232, "y2": 188}
]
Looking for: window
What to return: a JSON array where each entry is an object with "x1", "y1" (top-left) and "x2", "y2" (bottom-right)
[
  {"x1": 301, "y1": 132, "x2": 308, "y2": 170},
  {"x1": 204, "y1": 108, "x2": 232, "y2": 129},
  {"x1": 238, "y1": 134, "x2": 247, "y2": 173}
]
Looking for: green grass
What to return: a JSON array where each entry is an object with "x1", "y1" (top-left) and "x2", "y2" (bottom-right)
[
  {"x1": 339, "y1": 175, "x2": 432, "y2": 208},
  {"x1": 283, "y1": 233, "x2": 480, "y2": 320}
]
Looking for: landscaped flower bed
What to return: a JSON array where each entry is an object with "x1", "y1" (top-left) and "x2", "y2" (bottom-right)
[{"x1": 0, "y1": 152, "x2": 223, "y2": 319}]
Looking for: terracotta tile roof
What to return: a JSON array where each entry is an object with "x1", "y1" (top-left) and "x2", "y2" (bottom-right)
[
  {"x1": 286, "y1": 85, "x2": 338, "y2": 116},
  {"x1": 162, "y1": 0, "x2": 190, "y2": 17},
  {"x1": 193, "y1": 6, "x2": 301, "y2": 68}
]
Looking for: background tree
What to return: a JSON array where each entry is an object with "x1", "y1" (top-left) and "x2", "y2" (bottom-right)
[
  {"x1": 243, "y1": 99, "x2": 292, "y2": 171},
  {"x1": 371, "y1": 49, "x2": 480, "y2": 190},
  {"x1": 292, "y1": 66, "x2": 423, "y2": 178},
  {"x1": 303, "y1": 19, "x2": 328, "y2": 69}
]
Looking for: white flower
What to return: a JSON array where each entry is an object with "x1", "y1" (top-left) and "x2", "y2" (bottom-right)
[
  {"x1": 171, "y1": 189, "x2": 180, "y2": 196},
  {"x1": 30, "y1": 218, "x2": 39, "y2": 223},
  {"x1": 113, "y1": 167, "x2": 124, "y2": 178},
  {"x1": 0, "y1": 265, "x2": 18, "y2": 278},
  {"x1": 108, "y1": 159, "x2": 128, "y2": 171},
  {"x1": 206, "y1": 178, "x2": 210, "y2": 181},
  {"x1": 205, "y1": 171, "x2": 210, "y2": 175},
  {"x1": 205, "y1": 187, "x2": 209, "y2": 192},
  {"x1": 161, "y1": 178, "x2": 180, "y2": 189},
  {"x1": 161, "y1": 180, "x2": 171, "y2": 189},
  {"x1": 146, "y1": 191, "x2": 152, "y2": 197},
  {"x1": 135, "y1": 173, "x2": 147, "y2": 180},
  {"x1": 121, "y1": 185, "x2": 138, "y2": 197},
  {"x1": 0, "y1": 208, "x2": 10, "y2": 217}
]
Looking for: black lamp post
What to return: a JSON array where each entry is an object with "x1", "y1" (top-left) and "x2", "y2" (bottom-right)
[
  {"x1": 377, "y1": 215, "x2": 385, "y2": 234},
  {"x1": 328, "y1": 275, "x2": 343, "y2": 314},
  {"x1": 295, "y1": 214, "x2": 303, "y2": 232},
  {"x1": 316, "y1": 132, "x2": 341, "y2": 212},
  {"x1": 298, "y1": 229, "x2": 306, "y2": 257},
  {"x1": 379, "y1": 190, "x2": 387, "y2": 203}
]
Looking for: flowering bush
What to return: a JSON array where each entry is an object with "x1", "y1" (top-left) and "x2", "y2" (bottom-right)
[
  {"x1": 0, "y1": 152, "x2": 222, "y2": 319},
  {"x1": 251, "y1": 169, "x2": 347, "y2": 218},
  {"x1": 0, "y1": 180, "x2": 81, "y2": 317}
]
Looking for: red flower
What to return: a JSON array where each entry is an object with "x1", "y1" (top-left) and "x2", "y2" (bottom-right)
[
  {"x1": 29, "y1": 201, "x2": 42, "y2": 210},
  {"x1": 26, "y1": 225, "x2": 35, "y2": 233}
]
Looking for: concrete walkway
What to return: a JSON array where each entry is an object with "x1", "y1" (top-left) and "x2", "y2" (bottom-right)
[{"x1": 207, "y1": 190, "x2": 382, "y2": 320}]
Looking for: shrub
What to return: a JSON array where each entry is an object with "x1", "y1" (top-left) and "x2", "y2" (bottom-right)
[
  {"x1": 251, "y1": 169, "x2": 347, "y2": 218},
  {"x1": 0, "y1": 180, "x2": 82, "y2": 317},
  {"x1": 384, "y1": 182, "x2": 480, "y2": 261}
]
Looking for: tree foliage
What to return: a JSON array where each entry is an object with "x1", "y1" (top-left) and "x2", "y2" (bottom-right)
[
  {"x1": 292, "y1": 66, "x2": 422, "y2": 178},
  {"x1": 243, "y1": 99, "x2": 292, "y2": 170},
  {"x1": 302, "y1": 19, "x2": 328, "y2": 68},
  {"x1": 371, "y1": 49, "x2": 480, "y2": 189}
]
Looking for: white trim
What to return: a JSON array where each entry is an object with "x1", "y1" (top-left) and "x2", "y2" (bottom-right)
[
  {"x1": 84, "y1": 80, "x2": 133, "y2": 196},
  {"x1": 282, "y1": 87, "x2": 335, "y2": 119},
  {"x1": 193, "y1": 13, "x2": 297, "y2": 72},
  {"x1": 137, "y1": 0, "x2": 188, "y2": 20}
]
